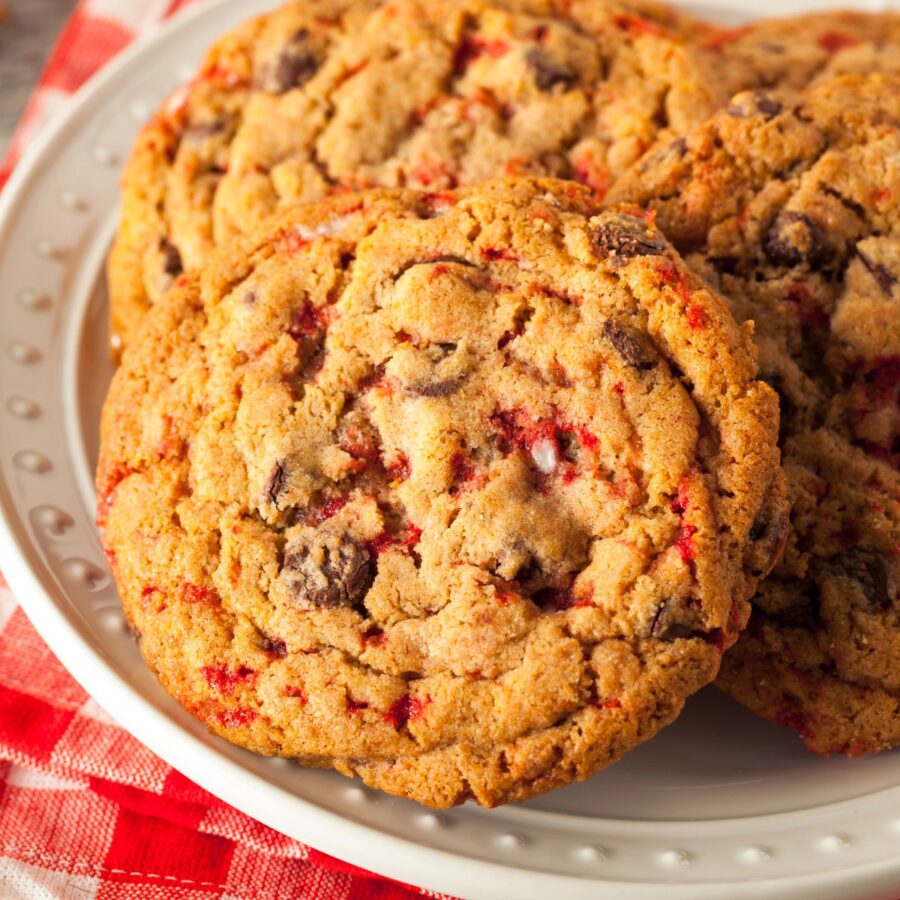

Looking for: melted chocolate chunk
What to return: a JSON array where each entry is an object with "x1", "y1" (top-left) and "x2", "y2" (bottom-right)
[
  {"x1": 639, "y1": 136, "x2": 687, "y2": 173},
  {"x1": 747, "y1": 492, "x2": 789, "y2": 576},
  {"x1": 408, "y1": 375, "x2": 464, "y2": 397},
  {"x1": 282, "y1": 532, "x2": 374, "y2": 610},
  {"x1": 525, "y1": 48, "x2": 576, "y2": 91},
  {"x1": 258, "y1": 634, "x2": 288, "y2": 657},
  {"x1": 603, "y1": 320, "x2": 653, "y2": 369},
  {"x1": 831, "y1": 548, "x2": 891, "y2": 611},
  {"x1": 405, "y1": 341, "x2": 467, "y2": 397},
  {"x1": 270, "y1": 30, "x2": 318, "y2": 93},
  {"x1": 592, "y1": 213, "x2": 667, "y2": 263},
  {"x1": 726, "y1": 91, "x2": 782, "y2": 120},
  {"x1": 183, "y1": 120, "x2": 227, "y2": 142},
  {"x1": 669, "y1": 136, "x2": 688, "y2": 157},
  {"x1": 266, "y1": 460, "x2": 288, "y2": 504},
  {"x1": 161, "y1": 239, "x2": 183, "y2": 277},
  {"x1": 648, "y1": 599, "x2": 701, "y2": 641},
  {"x1": 858, "y1": 250, "x2": 897, "y2": 297},
  {"x1": 764, "y1": 211, "x2": 831, "y2": 269}
]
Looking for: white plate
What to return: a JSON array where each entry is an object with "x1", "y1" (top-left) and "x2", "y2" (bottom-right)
[{"x1": 2, "y1": 1, "x2": 900, "y2": 897}]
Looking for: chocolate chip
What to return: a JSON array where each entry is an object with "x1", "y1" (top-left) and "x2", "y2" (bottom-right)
[
  {"x1": 183, "y1": 120, "x2": 226, "y2": 142},
  {"x1": 831, "y1": 548, "x2": 891, "y2": 610},
  {"x1": 266, "y1": 460, "x2": 288, "y2": 504},
  {"x1": 282, "y1": 532, "x2": 374, "y2": 611},
  {"x1": 161, "y1": 239, "x2": 182, "y2": 277},
  {"x1": 275, "y1": 50, "x2": 318, "y2": 92},
  {"x1": 405, "y1": 342, "x2": 467, "y2": 397},
  {"x1": 408, "y1": 375, "x2": 464, "y2": 397},
  {"x1": 858, "y1": 250, "x2": 897, "y2": 298},
  {"x1": 648, "y1": 599, "x2": 700, "y2": 641},
  {"x1": 639, "y1": 137, "x2": 687, "y2": 172},
  {"x1": 592, "y1": 213, "x2": 667, "y2": 263},
  {"x1": 747, "y1": 495, "x2": 789, "y2": 575},
  {"x1": 726, "y1": 91, "x2": 782, "y2": 120},
  {"x1": 755, "y1": 96, "x2": 783, "y2": 118},
  {"x1": 525, "y1": 48, "x2": 576, "y2": 91},
  {"x1": 269, "y1": 30, "x2": 318, "y2": 93},
  {"x1": 764, "y1": 211, "x2": 831, "y2": 269},
  {"x1": 670, "y1": 136, "x2": 688, "y2": 157},
  {"x1": 258, "y1": 634, "x2": 287, "y2": 657},
  {"x1": 603, "y1": 320, "x2": 653, "y2": 369}
]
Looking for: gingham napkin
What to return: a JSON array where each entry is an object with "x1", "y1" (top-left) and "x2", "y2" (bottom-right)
[{"x1": 0, "y1": 3, "x2": 451, "y2": 896}]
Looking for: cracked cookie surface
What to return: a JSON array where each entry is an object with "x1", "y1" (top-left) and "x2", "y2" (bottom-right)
[
  {"x1": 107, "y1": 0, "x2": 721, "y2": 353},
  {"x1": 98, "y1": 178, "x2": 783, "y2": 807},
  {"x1": 610, "y1": 75, "x2": 900, "y2": 756}
]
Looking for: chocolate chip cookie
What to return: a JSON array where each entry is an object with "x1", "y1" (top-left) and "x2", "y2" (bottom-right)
[
  {"x1": 107, "y1": 0, "x2": 722, "y2": 354},
  {"x1": 609, "y1": 74, "x2": 900, "y2": 755},
  {"x1": 696, "y1": 11, "x2": 900, "y2": 98},
  {"x1": 97, "y1": 178, "x2": 784, "y2": 807}
]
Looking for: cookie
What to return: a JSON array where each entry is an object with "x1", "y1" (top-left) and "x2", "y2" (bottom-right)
[
  {"x1": 97, "y1": 178, "x2": 784, "y2": 807},
  {"x1": 609, "y1": 74, "x2": 900, "y2": 755},
  {"x1": 107, "y1": 0, "x2": 722, "y2": 353},
  {"x1": 696, "y1": 11, "x2": 900, "y2": 97}
]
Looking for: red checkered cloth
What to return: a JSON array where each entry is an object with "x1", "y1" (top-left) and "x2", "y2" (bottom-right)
[{"x1": 0, "y1": 3, "x2": 451, "y2": 897}]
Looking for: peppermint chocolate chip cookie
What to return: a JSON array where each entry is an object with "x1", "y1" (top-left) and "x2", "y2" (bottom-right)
[
  {"x1": 696, "y1": 11, "x2": 900, "y2": 98},
  {"x1": 610, "y1": 75, "x2": 900, "y2": 755},
  {"x1": 108, "y1": 0, "x2": 721, "y2": 353},
  {"x1": 97, "y1": 178, "x2": 784, "y2": 807}
]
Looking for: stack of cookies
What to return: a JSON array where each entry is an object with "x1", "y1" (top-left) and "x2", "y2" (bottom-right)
[{"x1": 97, "y1": 0, "x2": 899, "y2": 808}]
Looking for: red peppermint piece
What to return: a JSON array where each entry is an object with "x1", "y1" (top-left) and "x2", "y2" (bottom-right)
[
  {"x1": 289, "y1": 301, "x2": 327, "y2": 338},
  {"x1": 284, "y1": 685, "x2": 308, "y2": 706},
  {"x1": 453, "y1": 36, "x2": 510, "y2": 74},
  {"x1": 95, "y1": 464, "x2": 136, "y2": 528},
  {"x1": 345, "y1": 695, "x2": 370, "y2": 714},
  {"x1": 216, "y1": 708, "x2": 258, "y2": 728},
  {"x1": 385, "y1": 453, "x2": 411, "y2": 482},
  {"x1": 182, "y1": 583, "x2": 221, "y2": 605},
  {"x1": 201, "y1": 664, "x2": 257, "y2": 696},
  {"x1": 613, "y1": 13, "x2": 663, "y2": 37},
  {"x1": 383, "y1": 694, "x2": 429, "y2": 730},
  {"x1": 481, "y1": 246, "x2": 519, "y2": 262},
  {"x1": 675, "y1": 523, "x2": 698, "y2": 562},
  {"x1": 817, "y1": 30, "x2": 859, "y2": 53},
  {"x1": 314, "y1": 495, "x2": 349, "y2": 524}
]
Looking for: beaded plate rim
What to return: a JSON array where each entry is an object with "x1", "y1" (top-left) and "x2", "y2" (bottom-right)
[{"x1": 1, "y1": 0, "x2": 899, "y2": 897}]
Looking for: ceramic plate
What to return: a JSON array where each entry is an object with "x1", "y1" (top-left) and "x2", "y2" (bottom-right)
[{"x1": 2, "y1": 1, "x2": 900, "y2": 897}]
